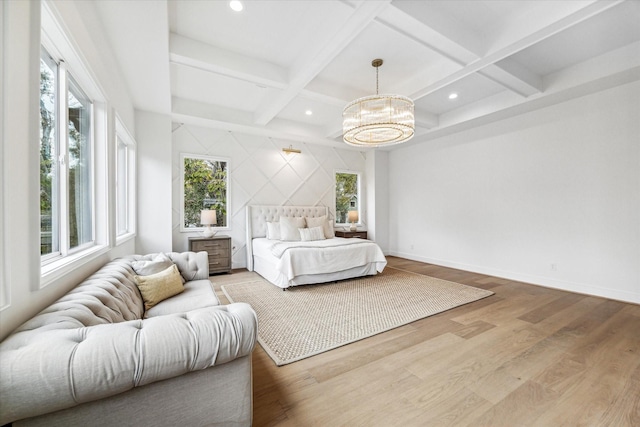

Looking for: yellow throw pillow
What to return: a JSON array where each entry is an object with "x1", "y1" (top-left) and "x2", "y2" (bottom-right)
[{"x1": 135, "y1": 264, "x2": 185, "y2": 311}]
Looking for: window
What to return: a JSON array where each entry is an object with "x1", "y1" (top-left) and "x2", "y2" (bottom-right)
[
  {"x1": 115, "y1": 117, "x2": 136, "y2": 242},
  {"x1": 335, "y1": 171, "x2": 360, "y2": 224},
  {"x1": 40, "y1": 47, "x2": 94, "y2": 262},
  {"x1": 181, "y1": 154, "x2": 229, "y2": 231}
]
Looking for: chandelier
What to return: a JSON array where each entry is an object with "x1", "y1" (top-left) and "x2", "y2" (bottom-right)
[{"x1": 343, "y1": 59, "x2": 415, "y2": 147}]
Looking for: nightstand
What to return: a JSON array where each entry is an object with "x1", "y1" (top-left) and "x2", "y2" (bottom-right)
[
  {"x1": 334, "y1": 230, "x2": 368, "y2": 239},
  {"x1": 188, "y1": 235, "x2": 231, "y2": 275}
]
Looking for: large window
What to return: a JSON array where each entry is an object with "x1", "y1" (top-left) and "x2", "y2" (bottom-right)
[
  {"x1": 335, "y1": 171, "x2": 360, "y2": 224},
  {"x1": 181, "y1": 154, "x2": 229, "y2": 231},
  {"x1": 40, "y1": 47, "x2": 94, "y2": 261},
  {"x1": 115, "y1": 117, "x2": 136, "y2": 241}
]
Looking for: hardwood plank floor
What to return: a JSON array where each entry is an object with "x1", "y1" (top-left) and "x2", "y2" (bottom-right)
[{"x1": 213, "y1": 256, "x2": 640, "y2": 426}]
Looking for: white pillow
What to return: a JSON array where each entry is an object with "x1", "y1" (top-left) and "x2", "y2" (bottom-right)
[
  {"x1": 299, "y1": 226, "x2": 326, "y2": 242},
  {"x1": 266, "y1": 222, "x2": 281, "y2": 240},
  {"x1": 305, "y1": 215, "x2": 334, "y2": 239},
  {"x1": 131, "y1": 253, "x2": 185, "y2": 284},
  {"x1": 279, "y1": 216, "x2": 306, "y2": 241}
]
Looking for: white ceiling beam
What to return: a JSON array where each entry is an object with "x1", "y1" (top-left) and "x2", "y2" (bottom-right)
[
  {"x1": 375, "y1": 3, "x2": 478, "y2": 65},
  {"x1": 414, "y1": 110, "x2": 439, "y2": 129},
  {"x1": 480, "y1": 63, "x2": 543, "y2": 97},
  {"x1": 406, "y1": 65, "x2": 640, "y2": 149},
  {"x1": 378, "y1": 1, "x2": 621, "y2": 100},
  {"x1": 377, "y1": 3, "x2": 544, "y2": 98},
  {"x1": 169, "y1": 33, "x2": 288, "y2": 90},
  {"x1": 172, "y1": 97, "x2": 349, "y2": 149},
  {"x1": 252, "y1": 0, "x2": 392, "y2": 126},
  {"x1": 408, "y1": 0, "x2": 624, "y2": 101}
]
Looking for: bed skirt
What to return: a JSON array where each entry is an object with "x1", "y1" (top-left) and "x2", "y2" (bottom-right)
[{"x1": 252, "y1": 255, "x2": 379, "y2": 289}]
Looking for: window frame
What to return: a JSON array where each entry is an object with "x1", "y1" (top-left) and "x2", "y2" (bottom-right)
[
  {"x1": 334, "y1": 169, "x2": 362, "y2": 226},
  {"x1": 39, "y1": 2, "x2": 109, "y2": 288},
  {"x1": 115, "y1": 115, "x2": 136, "y2": 245},
  {"x1": 40, "y1": 47, "x2": 96, "y2": 263},
  {"x1": 180, "y1": 153, "x2": 230, "y2": 233}
]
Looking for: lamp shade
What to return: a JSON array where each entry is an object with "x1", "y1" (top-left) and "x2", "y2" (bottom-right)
[
  {"x1": 347, "y1": 210, "x2": 359, "y2": 223},
  {"x1": 200, "y1": 209, "x2": 217, "y2": 226}
]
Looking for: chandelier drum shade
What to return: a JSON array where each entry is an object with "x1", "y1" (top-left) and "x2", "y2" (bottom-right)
[{"x1": 343, "y1": 59, "x2": 415, "y2": 147}]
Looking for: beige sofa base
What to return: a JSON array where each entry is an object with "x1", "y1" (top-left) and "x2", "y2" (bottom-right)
[{"x1": 15, "y1": 355, "x2": 253, "y2": 427}]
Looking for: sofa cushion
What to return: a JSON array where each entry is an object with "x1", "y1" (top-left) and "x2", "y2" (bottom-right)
[
  {"x1": 131, "y1": 253, "x2": 186, "y2": 283},
  {"x1": 145, "y1": 279, "x2": 220, "y2": 318},
  {"x1": 135, "y1": 265, "x2": 185, "y2": 311}
]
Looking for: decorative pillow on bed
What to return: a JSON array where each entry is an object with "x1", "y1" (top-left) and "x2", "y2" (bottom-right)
[
  {"x1": 279, "y1": 216, "x2": 306, "y2": 241},
  {"x1": 299, "y1": 226, "x2": 326, "y2": 241},
  {"x1": 266, "y1": 221, "x2": 281, "y2": 240},
  {"x1": 305, "y1": 215, "x2": 334, "y2": 239}
]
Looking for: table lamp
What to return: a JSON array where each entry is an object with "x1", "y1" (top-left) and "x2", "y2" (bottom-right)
[
  {"x1": 347, "y1": 210, "x2": 358, "y2": 231},
  {"x1": 200, "y1": 209, "x2": 217, "y2": 237}
]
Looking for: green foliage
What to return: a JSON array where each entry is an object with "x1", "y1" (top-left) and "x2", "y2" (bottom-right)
[
  {"x1": 40, "y1": 65, "x2": 55, "y2": 217},
  {"x1": 335, "y1": 172, "x2": 358, "y2": 223},
  {"x1": 40, "y1": 63, "x2": 55, "y2": 255},
  {"x1": 184, "y1": 158, "x2": 228, "y2": 228}
]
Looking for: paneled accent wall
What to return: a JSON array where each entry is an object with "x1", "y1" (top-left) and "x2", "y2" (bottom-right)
[{"x1": 171, "y1": 124, "x2": 366, "y2": 268}]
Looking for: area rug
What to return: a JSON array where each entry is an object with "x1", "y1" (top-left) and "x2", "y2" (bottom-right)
[{"x1": 221, "y1": 267, "x2": 493, "y2": 366}]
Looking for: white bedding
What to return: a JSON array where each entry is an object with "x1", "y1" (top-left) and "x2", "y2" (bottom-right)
[{"x1": 252, "y1": 237, "x2": 387, "y2": 288}]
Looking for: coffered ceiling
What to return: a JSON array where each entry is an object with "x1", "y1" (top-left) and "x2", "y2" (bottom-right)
[{"x1": 92, "y1": 0, "x2": 640, "y2": 149}]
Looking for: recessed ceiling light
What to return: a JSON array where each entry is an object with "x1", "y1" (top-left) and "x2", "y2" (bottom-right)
[
  {"x1": 448, "y1": 92, "x2": 458, "y2": 100},
  {"x1": 229, "y1": 1, "x2": 243, "y2": 12},
  {"x1": 305, "y1": 110, "x2": 313, "y2": 116}
]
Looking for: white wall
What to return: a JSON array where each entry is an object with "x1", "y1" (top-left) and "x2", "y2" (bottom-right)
[
  {"x1": 135, "y1": 110, "x2": 173, "y2": 254},
  {"x1": 171, "y1": 124, "x2": 367, "y2": 268},
  {"x1": 389, "y1": 81, "x2": 640, "y2": 304},
  {"x1": 0, "y1": 0, "x2": 137, "y2": 340},
  {"x1": 365, "y1": 150, "x2": 390, "y2": 252}
]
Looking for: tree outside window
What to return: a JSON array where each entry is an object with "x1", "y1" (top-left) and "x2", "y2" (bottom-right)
[
  {"x1": 40, "y1": 49, "x2": 94, "y2": 257},
  {"x1": 182, "y1": 155, "x2": 229, "y2": 229},
  {"x1": 335, "y1": 171, "x2": 360, "y2": 224}
]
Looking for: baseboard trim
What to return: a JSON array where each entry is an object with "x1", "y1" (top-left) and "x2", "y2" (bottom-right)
[{"x1": 388, "y1": 251, "x2": 639, "y2": 305}]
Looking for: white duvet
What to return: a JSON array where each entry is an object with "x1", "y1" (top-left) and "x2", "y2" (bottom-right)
[{"x1": 252, "y1": 237, "x2": 387, "y2": 281}]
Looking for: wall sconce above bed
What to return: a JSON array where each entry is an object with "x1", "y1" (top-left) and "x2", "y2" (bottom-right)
[{"x1": 282, "y1": 145, "x2": 301, "y2": 155}]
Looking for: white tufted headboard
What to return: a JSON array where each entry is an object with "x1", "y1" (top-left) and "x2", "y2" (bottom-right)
[{"x1": 245, "y1": 205, "x2": 329, "y2": 271}]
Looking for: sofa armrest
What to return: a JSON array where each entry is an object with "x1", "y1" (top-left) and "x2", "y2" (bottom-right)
[
  {"x1": 167, "y1": 251, "x2": 209, "y2": 280},
  {"x1": 0, "y1": 303, "x2": 257, "y2": 425}
]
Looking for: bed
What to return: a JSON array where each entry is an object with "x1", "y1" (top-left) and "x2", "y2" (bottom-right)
[{"x1": 246, "y1": 205, "x2": 387, "y2": 288}]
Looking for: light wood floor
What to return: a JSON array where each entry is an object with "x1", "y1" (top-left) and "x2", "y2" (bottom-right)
[{"x1": 213, "y1": 256, "x2": 640, "y2": 426}]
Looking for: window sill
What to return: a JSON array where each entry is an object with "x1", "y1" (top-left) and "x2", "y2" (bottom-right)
[
  {"x1": 40, "y1": 244, "x2": 110, "y2": 289},
  {"x1": 115, "y1": 232, "x2": 136, "y2": 247}
]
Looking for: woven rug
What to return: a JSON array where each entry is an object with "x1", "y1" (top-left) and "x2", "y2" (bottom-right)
[{"x1": 221, "y1": 267, "x2": 493, "y2": 366}]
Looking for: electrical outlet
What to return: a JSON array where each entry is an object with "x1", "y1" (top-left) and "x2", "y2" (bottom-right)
[
  {"x1": 410, "y1": 244, "x2": 414, "y2": 250},
  {"x1": 551, "y1": 263, "x2": 557, "y2": 271}
]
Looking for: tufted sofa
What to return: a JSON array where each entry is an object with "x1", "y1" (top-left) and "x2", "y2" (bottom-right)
[{"x1": 0, "y1": 252, "x2": 257, "y2": 427}]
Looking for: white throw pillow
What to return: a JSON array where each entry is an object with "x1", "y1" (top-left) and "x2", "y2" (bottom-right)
[
  {"x1": 131, "y1": 253, "x2": 185, "y2": 284},
  {"x1": 305, "y1": 215, "x2": 334, "y2": 239},
  {"x1": 266, "y1": 222, "x2": 281, "y2": 240},
  {"x1": 279, "y1": 216, "x2": 306, "y2": 241},
  {"x1": 299, "y1": 226, "x2": 326, "y2": 242}
]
